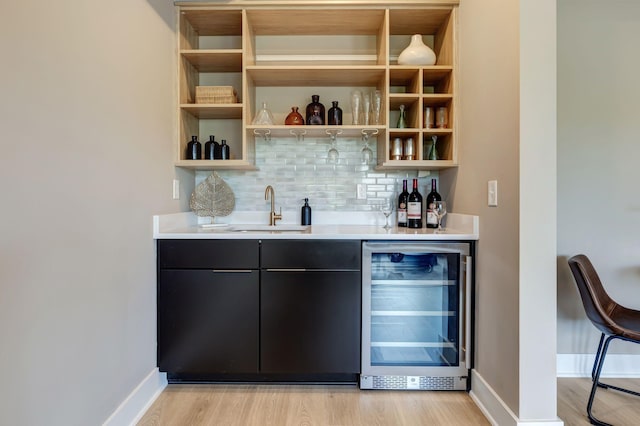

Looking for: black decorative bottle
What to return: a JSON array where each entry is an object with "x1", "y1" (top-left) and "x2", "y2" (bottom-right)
[
  {"x1": 204, "y1": 135, "x2": 219, "y2": 160},
  {"x1": 328, "y1": 101, "x2": 342, "y2": 125},
  {"x1": 305, "y1": 95, "x2": 325, "y2": 125},
  {"x1": 220, "y1": 139, "x2": 230, "y2": 160},
  {"x1": 186, "y1": 135, "x2": 201, "y2": 160}
]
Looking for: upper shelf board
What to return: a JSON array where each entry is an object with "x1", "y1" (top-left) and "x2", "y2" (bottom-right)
[
  {"x1": 246, "y1": 9, "x2": 386, "y2": 35},
  {"x1": 181, "y1": 9, "x2": 243, "y2": 36},
  {"x1": 182, "y1": 50, "x2": 243, "y2": 72},
  {"x1": 246, "y1": 66, "x2": 385, "y2": 86}
]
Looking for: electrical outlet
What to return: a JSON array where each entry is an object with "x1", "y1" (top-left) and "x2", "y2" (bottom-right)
[
  {"x1": 356, "y1": 184, "x2": 367, "y2": 200},
  {"x1": 172, "y1": 179, "x2": 180, "y2": 200},
  {"x1": 488, "y1": 180, "x2": 498, "y2": 207}
]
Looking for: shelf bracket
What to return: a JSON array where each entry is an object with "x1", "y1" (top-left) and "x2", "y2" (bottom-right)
[
  {"x1": 253, "y1": 128, "x2": 271, "y2": 142},
  {"x1": 289, "y1": 129, "x2": 306, "y2": 142},
  {"x1": 361, "y1": 128, "x2": 379, "y2": 143},
  {"x1": 361, "y1": 128, "x2": 379, "y2": 137}
]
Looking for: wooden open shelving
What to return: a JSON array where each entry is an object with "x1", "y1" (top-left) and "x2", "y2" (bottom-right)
[{"x1": 175, "y1": 1, "x2": 459, "y2": 170}]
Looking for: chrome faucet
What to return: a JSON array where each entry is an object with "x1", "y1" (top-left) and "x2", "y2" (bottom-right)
[{"x1": 264, "y1": 185, "x2": 282, "y2": 226}]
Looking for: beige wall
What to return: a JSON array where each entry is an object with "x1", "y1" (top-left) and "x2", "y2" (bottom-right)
[
  {"x1": 557, "y1": 1, "x2": 640, "y2": 354},
  {"x1": 445, "y1": 0, "x2": 522, "y2": 415},
  {"x1": 0, "y1": 0, "x2": 184, "y2": 424},
  {"x1": 0, "y1": 0, "x2": 566, "y2": 423},
  {"x1": 450, "y1": 0, "x2": 558, "y2": 421}
]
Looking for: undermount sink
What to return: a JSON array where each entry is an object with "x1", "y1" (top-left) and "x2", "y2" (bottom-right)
[{"x1": 229, "y1": 224, "x2": 310, "y2": 232}]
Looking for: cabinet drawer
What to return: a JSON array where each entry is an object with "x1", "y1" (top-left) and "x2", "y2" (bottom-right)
[
  {"x1": 158, "y1": 239, "x2": 259, "y2": 269},
  {"x1": 261, "y1": 240, "x2": 361, "y2": 270}
]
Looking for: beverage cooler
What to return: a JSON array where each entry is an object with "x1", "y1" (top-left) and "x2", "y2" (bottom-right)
[{"x1": 360, "y1": 241, "x2": 473, "y2": 390}]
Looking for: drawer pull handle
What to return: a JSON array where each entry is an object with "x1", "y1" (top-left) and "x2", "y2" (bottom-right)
[
  {"x1": 265, "y1": 268, "x2": 307, "y2": 272},
  {"x1": 212, "y1": 270, "x2": 253, "y2": 273}
]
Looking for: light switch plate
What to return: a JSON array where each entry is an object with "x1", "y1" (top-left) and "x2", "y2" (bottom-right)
[
  {"x1": 173, "y1": 179, "x2": 180, "y2": 200},
  {"x1": 488, "y1": 180, "x2": 498, "y2": 207}
]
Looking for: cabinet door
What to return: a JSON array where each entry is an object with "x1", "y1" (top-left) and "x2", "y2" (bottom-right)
[
  {"x1": 260, "y1": 270, "x2": 361, "y2": 374},
  {"x1": 158, "y1": 269, "x2": 259, "y2": 374}
]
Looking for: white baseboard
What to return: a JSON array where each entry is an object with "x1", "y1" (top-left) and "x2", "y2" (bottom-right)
[
  {"x1": 470, "y1": 370, "x2": 564, "y2": 426},
  {"x1": 557, "y1": 353, "x2": 640, "y2": 378},
  {"x1": 103, "y1": 368, "x2": 168, "y2": 426}
]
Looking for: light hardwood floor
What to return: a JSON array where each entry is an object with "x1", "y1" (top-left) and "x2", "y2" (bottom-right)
[
  {"x1": 558, "y1": 378, "x2": 640, "y2": 426},
  {"x1": 137, "y1": 384, "x2": 489, "y2": 426},
  {"x1": 138, "y1": 379, "x2": 640, "y2": 425}
]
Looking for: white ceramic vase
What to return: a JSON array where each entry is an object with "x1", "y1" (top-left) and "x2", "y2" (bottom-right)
[{"x1": 397, "y1": 34, "x2": 436, "y2": 66}]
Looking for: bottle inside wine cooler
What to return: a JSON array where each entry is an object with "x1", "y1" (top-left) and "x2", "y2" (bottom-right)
[
  {"x1": 407, "y1": 178, "x2": 423, "y2": 228},
  {"x1": 426, "y1": 178, "x2": 442, "y2": 228},
  {"x1": 397, "y1": 179, "x2": 409, "y2": 227}
]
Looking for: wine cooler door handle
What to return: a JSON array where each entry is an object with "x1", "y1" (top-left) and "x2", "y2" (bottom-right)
[
  {"x1": 464, "y1": 255, "x2": 472, "y2": 370},
  {"x1": 363, "y1": 242, "x2": 470, "y2": 255}
]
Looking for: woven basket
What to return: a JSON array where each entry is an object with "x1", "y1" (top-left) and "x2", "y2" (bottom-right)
[{"x1": 195, "y1": 86, "x2": 238, "y2": 104}]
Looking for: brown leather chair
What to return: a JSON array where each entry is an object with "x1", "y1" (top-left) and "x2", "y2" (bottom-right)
[{"x1": 568, "y1": 254, "x2": 640, "y2": 426}]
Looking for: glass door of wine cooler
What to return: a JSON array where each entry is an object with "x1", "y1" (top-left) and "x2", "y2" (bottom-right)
[{"x1": 360, "y1": 242, "x2": 472, "y2": 390}]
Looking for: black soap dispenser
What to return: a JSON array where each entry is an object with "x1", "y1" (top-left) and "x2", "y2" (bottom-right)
[{"x1": 301, "y1": 198, "x2": 312, "y2": 225}]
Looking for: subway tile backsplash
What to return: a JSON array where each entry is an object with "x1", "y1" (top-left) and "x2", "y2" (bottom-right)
[{"x1": 195, "y1": 136, "x2": 437, "y2": 212}]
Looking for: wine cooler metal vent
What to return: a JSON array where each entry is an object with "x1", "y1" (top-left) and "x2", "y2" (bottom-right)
[{"x1": 360, "y1": 375, "x2": 464, "y2": 390}]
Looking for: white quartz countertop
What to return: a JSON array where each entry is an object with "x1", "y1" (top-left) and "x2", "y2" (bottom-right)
[{"x1": 153, "y1": 212, "x2": 479, "y2": 240}]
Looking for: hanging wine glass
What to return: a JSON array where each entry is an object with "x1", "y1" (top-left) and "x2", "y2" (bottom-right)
[
  {"x1": 361, "y1": 132, "x2": 373, "y2": 165},
  {"x1": 326, "y1": 130, "x2": 341, "y2": 164}
]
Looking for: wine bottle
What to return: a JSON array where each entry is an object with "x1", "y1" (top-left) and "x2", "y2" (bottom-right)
[
  {"x1": 397, "y1": 179, "x2": 409, "y2": 227},
  {"x1": 426, "y1": 178, "x2": 442, "y2": 228},
  {"x1": 407, "y1": 178, "x2": 423, "y2": 228}
]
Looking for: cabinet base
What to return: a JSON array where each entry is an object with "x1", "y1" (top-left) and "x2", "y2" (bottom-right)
[{"x1": 167, "y1": 372, "x2": 359, "y2": 384}]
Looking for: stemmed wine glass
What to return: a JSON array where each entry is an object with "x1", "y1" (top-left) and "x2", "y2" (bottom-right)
[
  {"x1": 326, "y1": 130, "x2": 341, "y2": 164},
  {"x1": 361, "y1": 132, "x2": 373, "y2": 165},
  {"x1": 434, "y1": 200, "x2": 447, "y2": 232},
  {"x1": 380, "y1": 197, "x2": 394, "y2": 230}
]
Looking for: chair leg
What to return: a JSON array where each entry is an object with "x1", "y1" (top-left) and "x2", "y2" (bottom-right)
[
  {"x1": 587, "y1": 335, "x2": 614, "y2": 426},
  {"x1": 591, "y1": 334, "x2": 640, "y2": 397},
  {"x1": 591, "y1": 333, "x2": 605, "y2": 382}
]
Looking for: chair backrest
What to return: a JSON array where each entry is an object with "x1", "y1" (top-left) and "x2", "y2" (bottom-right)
[{"x1": 568, "y1": 254, "x2": 620, "y2": 336}]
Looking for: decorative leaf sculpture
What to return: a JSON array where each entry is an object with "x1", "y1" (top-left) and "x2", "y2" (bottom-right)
[{"x1": 190, "y1": 172, "x2": 235, "y2": 219}]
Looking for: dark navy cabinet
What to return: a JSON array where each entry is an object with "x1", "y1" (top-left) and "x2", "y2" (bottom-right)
[{"x1": 156, "y1": 239, "x2": 361, "y2": 383}]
